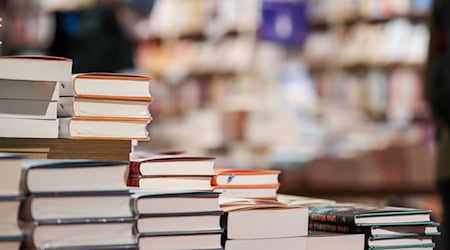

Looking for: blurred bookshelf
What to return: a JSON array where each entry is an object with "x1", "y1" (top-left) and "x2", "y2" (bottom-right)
[{"x1": 1, "y1": 0, "x2": 437, "y2": 200}]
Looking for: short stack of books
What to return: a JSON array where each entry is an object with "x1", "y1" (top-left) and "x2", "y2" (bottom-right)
[
  {"x1": 126, "y1": 153, "x2": 222, "y2": 249},
  {"x1": 0, "y1": 153, "x2": 27, "y2": 249},
  {"x1": 0, "y1": 56, "x2": 72, "y2": 138},
  {"x1": 58, "y1": 73, "x2": 153, "y2": 140},
  {"x1": 308, "y1": 203, "x2": 440, "y2": 250},
  {"x1": 20, "y1": 159, "x2": 137, "y2": 249}
]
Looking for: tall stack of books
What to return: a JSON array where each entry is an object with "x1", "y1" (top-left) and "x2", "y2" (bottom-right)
[
  {"x1": 0, "y1": 56, "x2": 72, "y2": 138},
  {"x1": 58, "y1": 73, "x2": 153, "y2": 140},
  {"x1": 308, "y1": 203, "x2": 440, "y2": 249},
  {"x1": 20, "y1": 159, "x2": 137, "y2": 249},
  {"x1": 0, "y1": 153, "x2": 27, "y2": 249},
  {"x1": 126, "y1": 153, "x2": 223, "y2": 249}
]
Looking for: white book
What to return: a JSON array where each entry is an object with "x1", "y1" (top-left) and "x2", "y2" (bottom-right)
[
  {"x1": 60, "y1": 73, "x2": 152, "y2": 100},
  {"x1": 0, "y1": 118, "x2": 58, "y2": 138},
  {"x1": 0, "y1": 79, "x2": 59, "y2": 101},
  {"x1": 225, "y1": 237, "x2": 307, "y2": 250},
  {"x1": 58, "y1": 97, "x2": 151, "y2": 119},
  {"x1": 0, "y1": 99, "x2": 57, "y2": 120},
  {"x1": 58, "y1": 117, "x2": 151, "y2": 140},
  {"x1": 0, "y1": 56, "x2": 72, "y2": 82}
]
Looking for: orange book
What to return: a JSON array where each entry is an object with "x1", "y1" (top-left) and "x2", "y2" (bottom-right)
[
  {"x1": 60, "y1": 73, "x2": 153, "y2": 101},
  {"x1": 211, "y1": 169, "x2": 280, "y2": 187}
]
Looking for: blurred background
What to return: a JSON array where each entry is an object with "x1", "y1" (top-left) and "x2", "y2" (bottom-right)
[{"x1": 0, "y1": 0, "x2": 439, "y2": 226}]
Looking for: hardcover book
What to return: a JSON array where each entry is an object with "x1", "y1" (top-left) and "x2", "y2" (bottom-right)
[
  {"x1": 131, "y1": 190, "x2": 220, "y2": 215},
  {"x1": 225, "y1": 237, "x2": 307, "y2": 250},
  {"x1": 308, "y1": 203, "x2": 431, "y2": 226},
  {"x1": 0, "y1": 79, "x2": 59, "y2": 101},
  {"x1": 0, "y1": 56, "x2": 72, "y2": 82},
  {"x1": 0, "y1": 195, "x2": 26, "y2": 236},
  {"x1": 129, "y1": 154, "x2": 215, "y2": 176},
  {"x1": 60, "y1": 73, "x2": 152, "y2": 101},
  {"x1": 138, "y1": 230, "x2": 223, "y2": 250},
  {"x1": 22, "y1": 217, "x2": 136, "y2": 249},
  {"x1": 23, "y1": 159, "x2": 129, "y2": 193},
  {"x1": 58, "y1": 117, "x2": 151, "y2": 140},
  {"x1": 211, "y1": 168, "x2": 280, "y2": 186},
  {"x1": 21, "y1": 191, "x2": 133, "y2": 220},
  {"x1": 0, "y1": 235, "x2": 24, "y2": 250}
]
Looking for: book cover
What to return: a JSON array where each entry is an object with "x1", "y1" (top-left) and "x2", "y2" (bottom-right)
[{"x1": 308, "y1": 203, "x2": 431, "y2": 226}]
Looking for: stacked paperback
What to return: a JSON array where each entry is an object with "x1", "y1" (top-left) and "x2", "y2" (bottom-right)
[
  {"x1": 308, "y1": 203, "x2": 440, "y2": 249},
  {"x1": 0, "y1": 56, "x2": 72, "y2": 138},
  {"x1": 58, "y1": 73, "x2": 153, "y2": 140}
]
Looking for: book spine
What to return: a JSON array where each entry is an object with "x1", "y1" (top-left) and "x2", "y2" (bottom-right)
[
  {"x1": 127, "y1": 176, "x2": 140, "y2": 187},
  {"x1": 309, "y1": 212, "x2": 357, "y2": 226},
  {"x1": 308, "y1": 222, "x2": 369, "y2": 234},
  {"x1": 128, "y1": 162, "x2": 142, "y2": 176}
]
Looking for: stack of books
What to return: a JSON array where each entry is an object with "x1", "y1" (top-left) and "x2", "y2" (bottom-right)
[
  {"x1": 19, "y1": 159, "x2": 137, "y2": 249},
  {"x1": 0, "y1": 153, "x2": 27, "y2": 249},
  {"x1": 308, "y1": 203, "x2": 440, "y2": 249},
  {"x1": 127, "y1": 154, "x2": 215, "y2": 190},
  {"x1": 58, "y1": 73, "x2": 153, "y2": 140},
  {"x1": 212, "y1": 168, "x2": 281, "y2": 199},
  {"x1": 132, "y1": 191, "x2": 223, "y2": 250},
  {"x1": 0, "y1": 56, "x2": 72, "y2": 138},
  {"x1": 126, "y1": 153, "x2": 223, "y2": 249}
]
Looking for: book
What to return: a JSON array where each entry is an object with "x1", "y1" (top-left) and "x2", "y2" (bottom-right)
[
  {"x1": 21, "y1": 191, "x2": 133, "y2": 220},
  {"x1": 211, "y1": 168, "x2": 280, "y2": 185},
  {"x1": 129, "y1": 154, "x2": 215, "y2": 176},
  {"x1": 0, "y1": 138, "x2": 132, "y2": 161},
  {"x1": 136, "y1": 211, "x2": 223, "y2": 234},
  {"x1": 0, "y1": 55, "x2": 72, "y2": 82},
  {"x1": 59, "y1": 117, "x2": 151, "y2": 140},
  {"x1": 0, "y1": 79, "x2": 59, "y2": 101},
  {"x1": 131, "y1": 191, "x2": 220, "y2": 215},
  {"x1": 309, "y1": 221, "x2": 440, "y2": 238},
  {"x1": 368, "y1": 236, "x2": 434, "y2": 249},
  {"x1": 23, "y1": 159, "x2": 129, "y2": 193},
  {"x1": 0, "y1": 117, "x2": 58, "y2": 138},
  {"x1": 138, "y1": 231, "x2": 223, "y2": 250},
  {"x1": 225, "y1": 237, "x2": 307, "y2": 250},
  {"x1": 277, "y1": 193, "x2": 337, "y2": 206},
  {"x1": 306, "y1": 231, "x2": 365, "y2": 250},
  {"x1": 127, "y1": 176, "x2": 212, "y2": 190},
  {"x1": 308, "y1": 203, "x2": 431, "y2": 226},
  {"x1": 0, "y1": 153, "x2": 26, "y2": 195},
  {"x1": 22, "y1": 218, "x2": 136, "y2": 249},
  {"x1": 222, "y1": 201, "x2": 308, "y2": 239},
  {"x1": 214, "y1": 186, "x2": 279, "y2": 200},
  {"x1": 0, "y1": 235, "x2": 24, "y2": 250},
  {"x1": 60, "y1": 73, "x2": 152, "y2": 101},
  {"x1": 58, "y1": 97, "x2": 152, "y2": 119},
  {"x1": 0, "y1": 195, "x2": 25, "y2": 236},
  {"x1": 0, "y1": 99, "x2": 57, "y2": 119}
]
